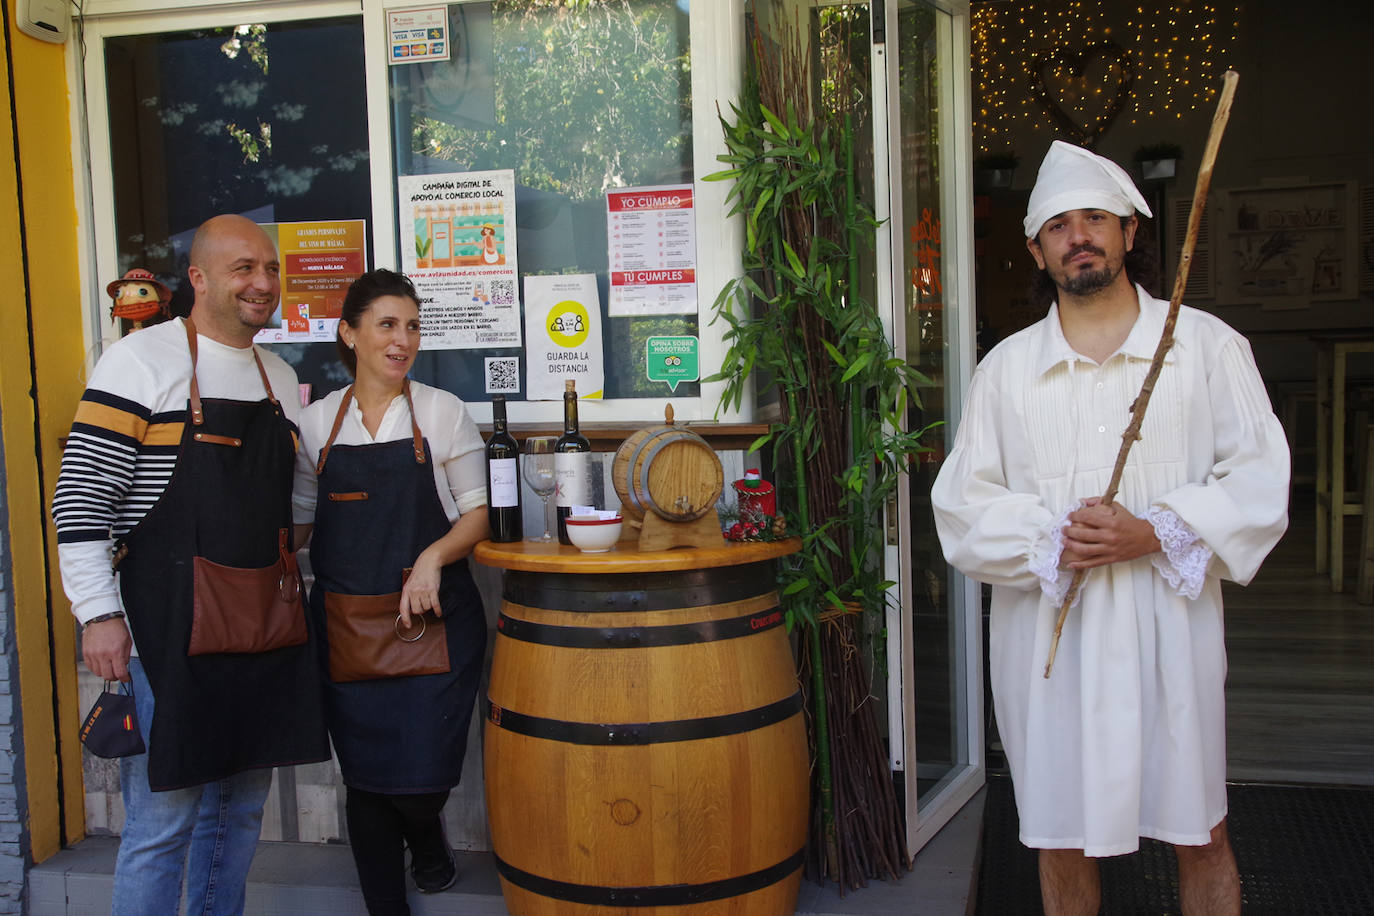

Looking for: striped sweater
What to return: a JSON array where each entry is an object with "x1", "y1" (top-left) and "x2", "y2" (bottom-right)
[{"x1": 52, "y1": 318, "x2": 301, "y2": 625}]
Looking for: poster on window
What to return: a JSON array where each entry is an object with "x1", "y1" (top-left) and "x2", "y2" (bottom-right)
[
  {"x1": 398, "y1": 169, "x2": 521, "y2": 350},
  {"x1": 253, "y1": 219, "x2": 366, "y2": 345},
  {"x1": 606, "y1": 184, "x2": 697, "y2": 316},
  {"x1": 523, "y1": 273, "x2": 604, "y2": 400},
  {"x1": 387, "y1": 6, "x2": 450, "y2": 65}
]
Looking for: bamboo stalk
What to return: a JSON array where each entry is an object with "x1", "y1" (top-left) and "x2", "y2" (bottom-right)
[
  {"x1": 1044, "y1": 71, "x2": 1239, "y2": 677},
  {"x1": 788, "y1": 386, "x2": 838, "y2": 877}
]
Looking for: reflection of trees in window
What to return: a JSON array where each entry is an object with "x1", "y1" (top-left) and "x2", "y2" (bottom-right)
[
  {"x1": 897, "y1": 3, "x2": 939, "y2": 196},
  {"x1": 412, "y1": 0, "x2": 691, "y2": 201},
  {"x1": 221, "y1": 25, "x2": 272, "y2": 162},
  {"x1": 817, "y1": 5, "x2": 867, "y2": 123},
  {"x1": 105, "y1": 18, "x2": 370, "y2": 309}
]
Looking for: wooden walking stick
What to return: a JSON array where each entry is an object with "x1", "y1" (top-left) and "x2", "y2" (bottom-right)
[{"x1": 1043, "y1": 70, "x2": 1240, "y2": 678}]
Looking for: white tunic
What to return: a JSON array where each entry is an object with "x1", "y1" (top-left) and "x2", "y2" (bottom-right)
[{"x1": 932, "y1": 287, "x2": 1289, "y2": 856}]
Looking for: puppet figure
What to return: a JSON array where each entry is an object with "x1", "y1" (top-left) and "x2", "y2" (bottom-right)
[{"x1": 107, "y1": 268, "x2": 171, "y2": 331}]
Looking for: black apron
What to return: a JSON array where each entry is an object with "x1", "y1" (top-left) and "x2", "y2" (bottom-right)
[
  {"x1": 117, "y1": 318, "x2": 329, "y2": 791},
  {"x1": 309, "y1": 382, "x2": 486, "y2": 794}
]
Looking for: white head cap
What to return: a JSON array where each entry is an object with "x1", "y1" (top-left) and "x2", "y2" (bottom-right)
[{"x1": 1023, "y1": 140, "x2": 1152, "y2": 238}]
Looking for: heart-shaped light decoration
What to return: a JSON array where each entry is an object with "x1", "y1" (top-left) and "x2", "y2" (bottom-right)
[{"x1": 1031, "y1": 41, "x2": 1135, "y2": 149}]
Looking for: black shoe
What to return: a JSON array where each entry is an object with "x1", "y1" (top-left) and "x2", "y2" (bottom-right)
[{"x1": 411, "y1": 846, "x2": 457, "y2": 894}]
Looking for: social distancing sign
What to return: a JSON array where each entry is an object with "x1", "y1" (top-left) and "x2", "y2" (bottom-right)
[{"x1": 524, "y1": 274, "x2": 604, "y2": 400}]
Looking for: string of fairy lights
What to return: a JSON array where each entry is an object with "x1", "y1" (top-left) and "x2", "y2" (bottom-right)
[{"x1": 972, "y1": 1, "x2": 1240, "y2": 154}]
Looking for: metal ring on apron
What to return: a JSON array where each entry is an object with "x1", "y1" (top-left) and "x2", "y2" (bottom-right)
[
  {"x1": 279, "y1": 574, "x2": 300, "y2": 602},
  {"x1": 395, "y1": 613, "x2": 427, "y2": 642}
]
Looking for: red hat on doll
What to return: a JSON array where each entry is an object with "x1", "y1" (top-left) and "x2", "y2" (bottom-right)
[{"x1": 107, "y1": 269, "x2": 172, "y2": 323}]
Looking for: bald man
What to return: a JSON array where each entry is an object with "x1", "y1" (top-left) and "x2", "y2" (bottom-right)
[
  {"x1": 933, "y1": 143, "x2": 1289, "y2": 916},
  {"x1": 54, "y1": 215, "x2": 328, "y2": 916}
]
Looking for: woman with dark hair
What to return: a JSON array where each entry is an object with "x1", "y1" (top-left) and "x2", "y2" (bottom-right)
[{"x1": 292, "y1": 268, "x2": 489, "y2": 914}]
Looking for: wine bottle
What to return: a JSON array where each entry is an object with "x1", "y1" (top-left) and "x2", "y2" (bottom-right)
[
  {"x1": 485, "y1": 395, "x2": 522, "y2": 542},
  {"x1": 554, "y1": 380, "x2": 591, "y2": 545}
]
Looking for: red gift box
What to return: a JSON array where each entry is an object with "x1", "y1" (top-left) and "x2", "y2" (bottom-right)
[{"x1": 732, "y1": 468, "x2": 776, "y2": 517}]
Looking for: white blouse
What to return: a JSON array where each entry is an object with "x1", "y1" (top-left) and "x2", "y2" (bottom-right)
[{"x1": 293, "y1": 380, "x2": 486, "y2": 525}]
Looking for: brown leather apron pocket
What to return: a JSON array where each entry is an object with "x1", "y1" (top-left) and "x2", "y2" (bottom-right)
[
  {"x1": 188, "y1": 555, "x2": 308, "y2": 655},
  {"x1": 324, "y1": 591, "x2": 450, "y2": 683}
]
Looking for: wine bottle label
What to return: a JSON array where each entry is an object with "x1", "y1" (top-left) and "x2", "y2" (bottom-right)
[
  {"x1": 554, "y1": 451, "x2": 590, "y2": 507},
  {"x1": 488, "y1": 457, "x2": 519, "y2": 508}
]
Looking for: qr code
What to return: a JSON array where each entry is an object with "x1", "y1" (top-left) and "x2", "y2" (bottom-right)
[
  {"x1": 485, "y1": 357, "x2": 520, "y2": 394},
  {"x1": 490, "y1": 280, "x2": 515, "y2": 305}
]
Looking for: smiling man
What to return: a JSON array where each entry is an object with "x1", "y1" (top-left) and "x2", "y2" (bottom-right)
[
  {"x1": 53, "y1": 214, "x2": 329, "y2": 915},
  {"x1": 932, "y1": 142, "x2": 1290, "y2": 916}
]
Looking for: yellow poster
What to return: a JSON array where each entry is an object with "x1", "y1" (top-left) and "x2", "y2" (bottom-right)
[{"x1": 254, "y1": 219, "x2": 367, "y2": 344}]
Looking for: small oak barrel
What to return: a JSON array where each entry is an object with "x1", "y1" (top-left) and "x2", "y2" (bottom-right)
[
  {"x1": 612, "y1": 405, "x2": 724, "y2": 522},
  {"x1": 479, "y1": 539, "x2": 807, "y2": 916}
]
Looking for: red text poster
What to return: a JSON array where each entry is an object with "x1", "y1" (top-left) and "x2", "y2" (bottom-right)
[{"x1": 606, "y1": 184, "x2": 697, "y2": 316}]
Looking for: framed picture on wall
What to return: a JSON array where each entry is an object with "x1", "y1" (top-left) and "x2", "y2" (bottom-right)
[{"x1": 1219, "y1": 181, "x2": 1358, "y2": 309}]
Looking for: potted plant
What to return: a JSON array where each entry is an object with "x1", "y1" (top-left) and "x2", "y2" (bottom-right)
[
  {"x1": 705, "y1": 11, "x2": 936, "y2": 889},
  {"x1": 1134, "y1": 141, "x2": 1183, "y2": 180},
  {"x1": 974, "y1": 150, "x2": 1020, "y2": 190}
]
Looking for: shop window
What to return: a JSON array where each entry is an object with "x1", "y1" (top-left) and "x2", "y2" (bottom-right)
[
  {"x1": 103, "y1": 15, "x2": 371, "y2": 391},
  {"x1": 389, "y1": 0, "x2": 697, "y2": 403}
]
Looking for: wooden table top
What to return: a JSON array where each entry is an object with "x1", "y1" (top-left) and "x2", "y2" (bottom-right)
[{"x1": 473, "y1": 536, "x2": 801, "y2": 574}]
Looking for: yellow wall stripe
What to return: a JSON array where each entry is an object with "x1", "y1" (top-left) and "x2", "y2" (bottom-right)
[{"x1": 3, "y1": 7, "x2": 89, "y2": 858}]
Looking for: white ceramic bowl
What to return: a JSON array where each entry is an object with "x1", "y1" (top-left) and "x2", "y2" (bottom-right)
[{"x1": 566, "y1": 515, "x2": 623, "y2": 553}]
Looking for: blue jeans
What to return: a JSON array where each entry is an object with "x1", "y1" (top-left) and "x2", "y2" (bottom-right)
[{"x1": 112, "y1": 658, "x2": 273, "y2": 916}]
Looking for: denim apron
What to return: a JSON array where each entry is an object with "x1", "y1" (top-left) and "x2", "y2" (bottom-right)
[
  {"x1": 116, "y1": 318, "x2": 329, "y2": 790},
  {"x1": 309, "y1": 382, "x2": 486, "y2": 793}
]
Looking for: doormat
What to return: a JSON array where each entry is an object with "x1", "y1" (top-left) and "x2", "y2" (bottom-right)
[{"x1": 976, "y1": 774, "x2": 1374, "y2": 915}]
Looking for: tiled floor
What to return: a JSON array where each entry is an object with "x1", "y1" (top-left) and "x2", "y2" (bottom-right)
[
  {"x1": 30, "y1": 791, "x2": 984, "y2": 915},
  {"x1": 1222, "y1": 499, "x2": 1374, "y2": 786}
]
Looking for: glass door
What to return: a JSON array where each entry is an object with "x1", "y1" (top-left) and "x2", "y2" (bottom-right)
[
  {"x1": 884, "y1": 0, "x2": 985, "y2": 852},
  {"x1": 80, "y1": 0, "x2": 374, "y2": 847}
]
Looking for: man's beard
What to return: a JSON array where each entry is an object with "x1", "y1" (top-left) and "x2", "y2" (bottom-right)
[
  {"x1": 1055, "y1": 243, "x2": 1121, "y2": 297},
  {"x1": 1059, "y1": 265, "x2": 1116, "y2": 297}
]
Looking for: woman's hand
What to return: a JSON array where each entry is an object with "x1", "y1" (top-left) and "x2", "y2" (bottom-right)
[
  {"x1": 398, "y1": 547, "x2": 444, "y2": 629},
  {"x1": 395, "y1": 506, "x2": 489, "y2": 629}
]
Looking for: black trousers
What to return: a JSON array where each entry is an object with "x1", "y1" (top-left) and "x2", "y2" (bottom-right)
[{"x1": 344, "y1": 786, "x2": 451, "y2": 916}]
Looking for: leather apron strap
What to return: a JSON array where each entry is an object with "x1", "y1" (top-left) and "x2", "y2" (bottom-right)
[
  {"x1": 316, "y1": 379, "x2": 426, "y2": 476},
  {"x1": 184, "y1": 316, "x2": 280, "y2": 429}
]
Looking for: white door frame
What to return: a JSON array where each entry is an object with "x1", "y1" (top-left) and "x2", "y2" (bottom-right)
[{"x1": 879, "y1": 0, "x2": 985, "y2": 855}]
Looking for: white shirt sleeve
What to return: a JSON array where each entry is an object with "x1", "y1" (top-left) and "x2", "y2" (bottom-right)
[
  {"x1": 445, "y1": 397, "x2": 487, "y2": 516},
  {"x1": 1151, "y1": 335, "x2": 1289, "y2": 586},
  {"x1": 292, "y1": 409, "x2": 323, "y2": 526},
  {"x1": 931, "y1": 369, "x2": 1060, "y2": 591},
  {"x1": 53, "y1": 341, "x2": 158, "y2": 624}
]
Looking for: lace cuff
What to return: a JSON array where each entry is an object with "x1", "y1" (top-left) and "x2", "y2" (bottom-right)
[
  {"x1": 1028, "y1": 502, "x2": 1084, "y2": 609},
  {"x1": 1146, "y1": 506, "x2": 1212, "y2": 599}
]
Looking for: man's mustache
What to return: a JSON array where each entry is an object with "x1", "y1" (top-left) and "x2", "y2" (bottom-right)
[{"x1": 1063, "y1": 243, "x2": 1106, "y2": 265}]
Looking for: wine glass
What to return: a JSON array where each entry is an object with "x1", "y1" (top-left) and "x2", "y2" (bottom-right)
[{"x1": 522, "y1": 436, "x2": 558, "y2": 542}]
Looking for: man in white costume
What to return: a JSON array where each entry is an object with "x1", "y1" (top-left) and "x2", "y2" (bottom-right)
[{"x1": 932, "y1": 141, "x2": 1289, "y2": 916}]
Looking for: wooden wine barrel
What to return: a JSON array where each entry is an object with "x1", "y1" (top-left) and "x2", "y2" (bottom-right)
[
  {"x1": 612, "y1": 406, "x2": 724, "y2": 523},
  {"x1": 479, "y1": 539, "x2": 807, "y2": 916}
]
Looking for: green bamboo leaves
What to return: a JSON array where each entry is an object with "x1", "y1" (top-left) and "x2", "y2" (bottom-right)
[{"x1": 705, "y1": 97, "x2": 937, "y2": 630}]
